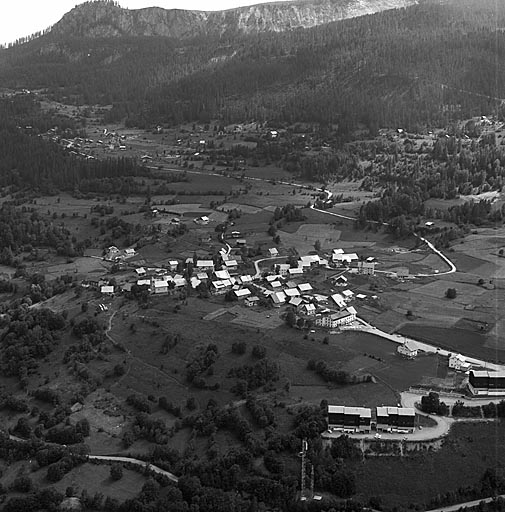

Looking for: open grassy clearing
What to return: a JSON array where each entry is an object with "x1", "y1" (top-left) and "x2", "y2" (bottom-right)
[
  {"x1": 279, "y1": 223, "x2": 342, "y2": 253},
  {"x1": 410, "y1": 279, "x2": 487, "y2": 302},
  {"x1": 29, "y1": 462, "x2": 145, "y2": 501},
  {"x1": 352, "y1": 421, "x2": 505, "y2": 509},
  {"x1": 291, "y1": 382, "x2": 398, "y2": 408},
  {"x1": 397, "y1": 323, "x2": 505, "y2": 363}
]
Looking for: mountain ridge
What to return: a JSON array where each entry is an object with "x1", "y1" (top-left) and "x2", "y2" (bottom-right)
[{"x1": 50, "y1": 0, "x2": 419, "y2": 39}]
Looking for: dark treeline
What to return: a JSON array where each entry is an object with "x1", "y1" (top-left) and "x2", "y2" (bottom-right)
[{"x1": 0, "y1": 96, "x2": 147, "y2": 194}]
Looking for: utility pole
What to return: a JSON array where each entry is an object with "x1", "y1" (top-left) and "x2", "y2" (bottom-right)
[
  {"x1": 310, "y1": 462, "x2": 314, "y2": 499},
  {"x1": 299, "y1": 438, "x2": 308, "y2": 499}
]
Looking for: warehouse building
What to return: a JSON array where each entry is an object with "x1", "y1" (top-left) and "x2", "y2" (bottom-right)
[
  {"x1": 327, "y1": 405, "x2": 371, "y2": 433},
  {"x1": 468, "y1": 370, "x2": 505, "y2": 396},
  {"x1": 376, "y1": 406, "x2": 415, "y2": 433}
]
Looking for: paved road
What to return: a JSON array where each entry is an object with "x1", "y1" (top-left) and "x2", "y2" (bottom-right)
[
  {"x1": 425, "y1": 494, "x2": 505, "y2": 512},
  {"x1": 414, "y1": 233, "x2": 456, "y2": 275},
  {"x1": 88, "y1": 455, "x2": 178, "y2": 482},
  {"x1": 348, "y1": 318, "x2": 505, "y2": 372},
  {"x1": 6, "y1": 435, "x2": 179, "y2": 483}
]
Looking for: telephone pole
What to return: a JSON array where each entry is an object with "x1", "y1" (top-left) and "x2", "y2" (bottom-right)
[{"x1": 299, "y1": 438, "x2": 308, "y2": 499}]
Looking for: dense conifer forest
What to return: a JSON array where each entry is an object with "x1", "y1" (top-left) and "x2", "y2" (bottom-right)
[
  {"x1": 1, "y1": 0, "x2": 504, "y2": 133},
  {"x1": 0, "y1": 96, "x2": 146, "y2": 194}
]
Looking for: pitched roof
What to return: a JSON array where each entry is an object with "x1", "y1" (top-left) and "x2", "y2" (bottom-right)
[
  {"x1": 289, "y1": 297, "x2": 303, "y2": 307},
  {"x1": 270, "y1": 291, "x2": 286, "y2": 304},
  {"x1": 234, "y1": 288, "x2": 251, "y2": 297},
  {"x1": 400, "y1": 340, "x2": 419, "y2": 352},
  {"x1": 331, "y1": 293, "x2": 346, "y2": 307},
  {"x1": 215, "y1": 269, "x2": 231, "y2": 280},
  {"x1": 197, "y1": 260, "x2": 214, "y2": 267}
]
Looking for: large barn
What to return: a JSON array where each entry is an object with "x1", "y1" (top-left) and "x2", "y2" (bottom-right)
[
  {"x1": 468, "y1": 370, "x2": 505, "y2": 396},
  {"x1": 327, "y1": 405, "x2": 371, "y2": 433},
  {"x1": 376, "y1": 406, "x2": 415, "y2": 433}
]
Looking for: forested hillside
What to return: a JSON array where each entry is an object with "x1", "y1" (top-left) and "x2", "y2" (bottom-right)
[
  {"x1": 0, "y1": 96, "x2": 146, "y2": 194},
  {"x1": 0, "y1": 0, "x2": 504, "y2": 133}
]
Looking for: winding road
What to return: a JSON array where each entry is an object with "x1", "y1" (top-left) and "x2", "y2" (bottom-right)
[
  {"x1": 6, "y1": 435, "x2": 179, "y2": 483},
  {"x1": 88, "y1": 455, "x2": 178, "y2": 482},
  {"x1": 349, "y1": 318, "x2": 505, "y2": 372},
  {"x1": 311, "y1": 200, "x2": 457, "y2": 277},
  {"x1": 425, "y1": 494, "x2": 505, "y2": 512}
]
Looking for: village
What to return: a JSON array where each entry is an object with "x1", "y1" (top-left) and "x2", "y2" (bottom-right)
[{"x1": 83, "y1": 217, "x2": 505, "y2": 445}]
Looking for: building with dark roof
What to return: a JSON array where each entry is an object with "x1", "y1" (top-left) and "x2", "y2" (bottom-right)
[
  {"x1": 376, "y1": 406, "x2": 415, "y2": 433},
  {"x1": 327, "y1": 405, "x2": 371, "y2": 433},
  {"x1": 468, "y1": 370, "x2": 505, "y2": 396}
]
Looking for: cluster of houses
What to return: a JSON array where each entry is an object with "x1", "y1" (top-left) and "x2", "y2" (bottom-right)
[
  {"x1": 327, "y1": 405, "x2": 416, "y2": 435},
  {"x1": 261, "y1": 264, "x2": 359, "y2": 328},
  {"x1": 397, "y1": 343, "x2": 476, "y2": 374},
  {"x1": 105, "y1": 246, "x2": 137, "y2": 262},
  {"x1": 44, "y1": 127, "x2": 130, "y2": 160},
  {"x1": 91, "y1": 242, "x2": 387, "y2": 331}
]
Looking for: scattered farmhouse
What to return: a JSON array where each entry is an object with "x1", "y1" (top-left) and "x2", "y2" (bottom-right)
[
  {"x1": 448, "y1": 353, "x2": 472, "y2": 372},
  {"x1": 397, "y1": 340, "x2": 419, "y2": 359}
]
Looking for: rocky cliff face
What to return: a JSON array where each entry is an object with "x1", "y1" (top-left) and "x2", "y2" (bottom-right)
[{"x1": 51, "y1": 0, "x2": 418, "y2": 39}]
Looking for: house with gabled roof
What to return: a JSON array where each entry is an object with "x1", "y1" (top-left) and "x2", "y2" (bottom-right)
[
  {"x1": 276, "y1": 263, "x2": 290, "y2": 276},
  {"x1": 300, "y1": 303, "x2": 316, "y2": 315},
  {"x1": 245, "y1": 295, "x2": 260, "y2": 307},
  {"x1": 239, "y1": 275, "x2": 253, "y2": 284},
  {"x1": 196, "y1": 260, "x2": 215, "y2": 272},
  {"x1": 270, "y1": 291, "x2": 287, "y2": 307},
  {"x1": 224, "y1": 259, "x2": 238, "y2": 271},
  {"x1": 342, "y1": 289, "x2": 354, "y2": 300},
  {"x1": 449, "y1": 353, "x2": 472, "y2": 372},
  {"x1": 153, "y1": 280, "x2": 170, "y2": 294},
  {"x1": 215, "y1": 269, "x2": 231, "y2": 280},
  {"x1": 168, "y1": 260, "x2": 179, "y2": 271},
  {"x1": 289, "y1": 296, "x2": 303, "y2": 307},
  {"x1": 397, "y1": 340, "x2": 419, "y2": 359},
  {"x1": 234, "y1": 288, "x2": 251, "y2": 300},
  {"x1": 331, "y1": 293, "x2": 346, "y2": 308}
]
